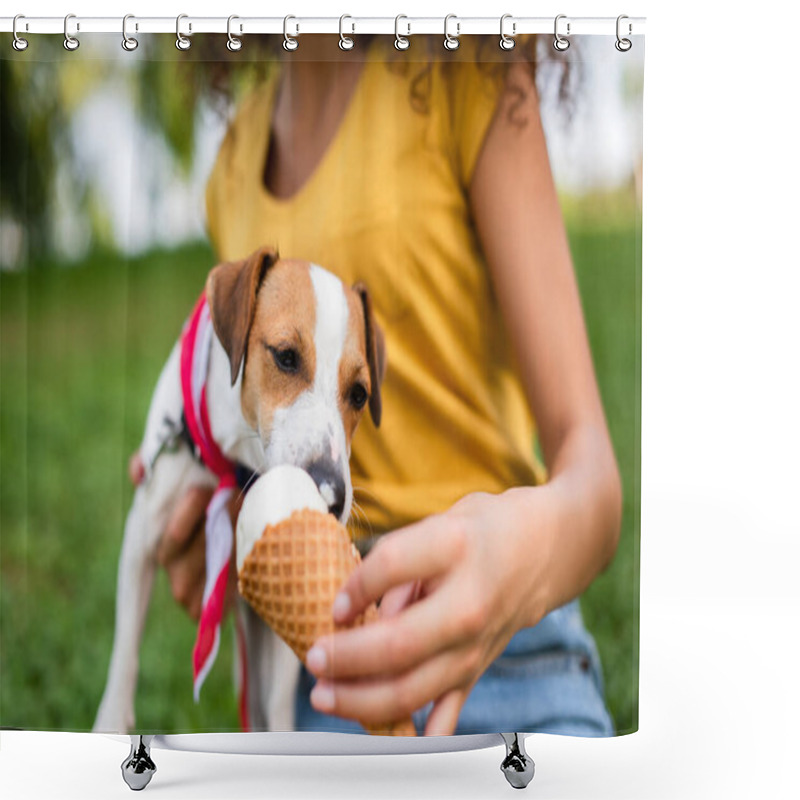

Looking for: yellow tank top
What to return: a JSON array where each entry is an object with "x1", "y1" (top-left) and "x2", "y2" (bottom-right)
[{"x1": 206, "y1": 43, "x2": 546, "y2": 536}]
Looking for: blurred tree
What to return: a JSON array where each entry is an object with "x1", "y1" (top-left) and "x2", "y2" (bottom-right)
[
  {"x1": 1, "y1": 50, "x2": 67, "y2": 260},
  {"x1": 0, "y1": 40, "x2": 266, "y2": 265}
]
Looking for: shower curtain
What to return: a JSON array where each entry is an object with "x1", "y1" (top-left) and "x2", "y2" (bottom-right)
[{"x1": 0, "y1": 25, "x2": 643, "y2": 739}]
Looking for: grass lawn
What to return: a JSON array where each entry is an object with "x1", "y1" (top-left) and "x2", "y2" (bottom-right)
[{"x1": 0, "y1": 227, "x2": 639, "y2": 734}]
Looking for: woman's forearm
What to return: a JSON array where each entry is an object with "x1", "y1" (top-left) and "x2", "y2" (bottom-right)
[{"x1": 507, "y1": 422, "x2": 622, "y2": 630}]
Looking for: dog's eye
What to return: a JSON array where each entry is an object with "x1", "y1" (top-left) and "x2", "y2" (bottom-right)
[
  {"x1": 270, "y1": 347, "x2": 300, "y2": 374},
  {"x1": 349, "y1": 383, "x2": 368, "y2": 410}
]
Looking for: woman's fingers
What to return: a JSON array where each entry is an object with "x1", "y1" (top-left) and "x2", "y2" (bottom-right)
[
  {"x1": 223, "y1": 549, "x2": 240, "y2": 615},
  {"x1": 334, "y1": 516, "x2": 464, "y2": 623},
  {"x1": 156, "y1": 485, "x2": 214, "y2": 620},
  {"x1": 309, "y1": 647, "x2": 472, "y2": 726},
  {"x1": 424, "y1": 688, "x2": 467, "y2": 736},
  {"x1": 378, "y1": 580, "x2": 421, "y2": 619},
  {"x1": 228, "y1": 491, "x2": 244, "y2": 528},
  {"x1": 157, "y1": 485, "x2": 214, "y2": 566},
  {"x1": 128, "y1": 452, "x2": 145, "y2": 485},
  {"x1": 165, "y1": 523, "x2": 207, "y2": 620},
  {"x1": 307, "y1": 582, "x2": 478, "y2": 681}
]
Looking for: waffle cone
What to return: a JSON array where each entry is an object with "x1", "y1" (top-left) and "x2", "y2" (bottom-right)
[{"x1": 238, "y1": 508, "x2": 416, "y2": 736}]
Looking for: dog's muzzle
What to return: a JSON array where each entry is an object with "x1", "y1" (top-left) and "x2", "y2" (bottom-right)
[{"x1": 307, "y1": 458, "x2": 346, "y2": 521}]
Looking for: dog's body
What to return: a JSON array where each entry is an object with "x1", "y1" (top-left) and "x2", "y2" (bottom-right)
[{"x1": 94, "y1": 247, "x2": 384, "y2": 733}]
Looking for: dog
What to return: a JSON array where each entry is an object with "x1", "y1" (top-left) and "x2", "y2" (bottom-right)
[{"x1": 93, "y1": 245, "x2": 385, "y2": 733}]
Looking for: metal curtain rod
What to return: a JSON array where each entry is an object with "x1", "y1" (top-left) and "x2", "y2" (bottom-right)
[{"x1": 0, "y1": 15, "x2": 646, "y2": 37}]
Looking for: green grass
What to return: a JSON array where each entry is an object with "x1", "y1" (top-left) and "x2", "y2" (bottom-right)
[
  {"x1": 0, "y1": 242, "x2": 241, "y2": 732},
  {"x1": 569, "y1": 220, "x2": 641, "y2": 735},
  {"x1": 0, "y1": 227, "x2": 640, "y2": 734}
]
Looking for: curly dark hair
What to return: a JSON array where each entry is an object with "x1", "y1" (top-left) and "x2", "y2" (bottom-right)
[{"x1": 185, "y1": 33, "x2": 578, "y2": 126}]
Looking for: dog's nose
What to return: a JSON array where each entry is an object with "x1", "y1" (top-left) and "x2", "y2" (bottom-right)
[{"x1": 307, "y1": 459, "x2": 346, "y2": 520}]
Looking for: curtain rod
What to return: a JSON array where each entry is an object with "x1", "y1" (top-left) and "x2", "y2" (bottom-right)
[{"x1": 1, "y1": 15, "x2": 646, "y2": 38}]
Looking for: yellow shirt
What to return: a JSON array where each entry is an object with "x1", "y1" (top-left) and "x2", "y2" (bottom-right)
[{"x1": 206, "y1": 44, "x2": 546, "y2": 536}]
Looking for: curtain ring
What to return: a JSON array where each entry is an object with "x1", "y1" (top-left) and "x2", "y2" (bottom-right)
[
  {"x1": 443, "y1": 14, "x2": 460, "y2": 51},
  {"x1": 176, "y1": 14, "x2": 191, "y2": 51},
  {"x1": 122, "y1": 14, "x2": 138, "y2": 51},
  {"x1": 553, "y1": 14, "x2": 570, "y2": 51},
  {"x1": 63, "y1": 13, "x2": 80, "y2": 51},
  {"x1": 283, "y1": 15, "x2": 299, "y2": 51},
  {"x1": 615, "y1": 15, "x2": 632, "y2": 52},
  {"x1": 12, "y1": 15, "x2": 28, "y2": 51},
  {"x1": 227, "y1": 15, "x2": 242, "y2": 51},
  {"x1": 499, "y1": 14, "x2": 516, "y2": 51},
  {"x1": 339, "y1": 14, "x2": 355, "y2": 50},
  {"x1": 394, "y1": 15, "x2": 410, "y2": 51}
]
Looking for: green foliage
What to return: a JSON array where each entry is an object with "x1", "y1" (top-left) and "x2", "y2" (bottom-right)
[
  {"x1": 0, "y1": 223, "x2": 640, "y2": 733},
  {"x1": 1, "y1": 46, "x2": 68, "y2": 257},
  {"x1": 0, "y1": 46, "x2": 266, "y2": 262},
  {"x1": 137, "y1": 60, "x2": 199, "y2": 175}
]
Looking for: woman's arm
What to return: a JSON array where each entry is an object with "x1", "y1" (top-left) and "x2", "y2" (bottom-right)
[
  {"x1": 305, "y1": 61, "x2": 622, "y2": 735},
  {"x1": 469, "y1": 60, "x2": 622, "y2": 614}
]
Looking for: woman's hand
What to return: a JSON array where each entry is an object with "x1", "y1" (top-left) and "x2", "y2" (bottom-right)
[
  {"x1": 305, "y1": 488, "x2": 555, "y2": 735},
  {"x1": 129, "y1": 452, "x2": 240, "y2": 621}
]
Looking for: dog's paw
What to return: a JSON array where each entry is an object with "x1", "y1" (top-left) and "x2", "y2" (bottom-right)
[{"x1": 93, "y1": 702, "x2": 135, "y2": 734}]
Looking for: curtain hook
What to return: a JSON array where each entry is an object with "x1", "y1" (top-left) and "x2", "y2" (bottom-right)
[
  {"x1": 394, "y1": 15, "x2": 410, "y2": 51},
  {"x1": 499, "y1": 14, "x2": 516, "y2": 51},
  {"x1": 122, "y1": 14, "x2": 139, "y2": 51},
  {"x1": 283, "y1": 15, "x2": 299, "y2": 51},
  {"x1": 227, "y1": 15, "x2": 242, "y2": 51},
  {"x1": 553, "y1": 14, "x2": 570, "y2": 52},
  {"x1": 444, "y1": 14, "x2": 460, "y2": 51},
  {"x1": 64, "y1": 13, "x2": 80, "y2": 51},
  {"x1": 176, "y1": 14, "x2": 191, "y2": 51},
  {"x1": 615, "y1": 14, "x2": 632, "y2": 52},
  {"x1": 339, "y1": 14, "x2": 355, "y2": 50},
  {"x1": 12, "y1": 15, "x2": 29, "y2": 51}
]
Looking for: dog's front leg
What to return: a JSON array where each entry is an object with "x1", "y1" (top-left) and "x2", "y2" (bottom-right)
[
  {"x1": 93, "y1": 487, "x2": 157, "y2": 733},
  {"x1": 94, "y1": 450, "x2": 212, "y2": 733},
  {"x1": 239, "y1": 600, "x2": 301, "y2": 731},
  {"x1": 239, "y1": 600, "x2": 271, "y2": 731},
  {"x1": 265, "y1": 631, "x2": 301, "y2": 731}
]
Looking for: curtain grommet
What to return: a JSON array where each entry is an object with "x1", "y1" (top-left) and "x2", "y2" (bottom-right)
[
  {"x1": 176, "y1": 14, "x2": 191, "y2": 51},
  {"x1": 499, "y1": 14, "x2": 516, "y2": 51},
  {"x1": 444, "y1": 14, "x2": 460, "y2": 51},
  {"x1": 63, "y1": 13, "x2": 80, "y2": 51},
  {"x1": 227, "y1": 15, "x2": 242, "y2": 51},
  {"x1": 553, "y1": 14, "x2": 570, "y2": 52},
  {"x1": 615, "y1": 15, "x2": 632, "y2": 52},
  {"x1": 339, "y1": 14, "x2": 355, "y2": 50},
  {"x1": 12, "y1": 14, "x2": 29, "y2": 51},
  {"x1": 283, "y1": 15, "x2": 299, "y2": 51},
  {"x1": 394, "y1": 15, "x2": 410, "y2": 50},
  {"x1": 122, "y1": 14, "x2": 138, "y2": 51}
]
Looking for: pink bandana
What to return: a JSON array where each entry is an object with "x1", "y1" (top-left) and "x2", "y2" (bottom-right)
[{"x1": 179, "y1": 292, "x2": 247, "y2": 722}]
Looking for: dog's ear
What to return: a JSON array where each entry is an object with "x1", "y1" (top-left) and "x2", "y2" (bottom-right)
[
  {"x1": 206, "y1": 246, "x2": 279, "y2": 385},
  {"x1": 353, "y1": 282, "x2": 386, "y2": 428}
]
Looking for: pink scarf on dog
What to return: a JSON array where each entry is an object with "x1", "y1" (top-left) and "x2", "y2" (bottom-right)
[{"x1": 180, "y1": 292, "x2": 248, "y2": 725}]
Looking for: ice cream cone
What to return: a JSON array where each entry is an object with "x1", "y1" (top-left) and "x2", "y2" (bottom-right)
[{"x1": 238, "y1": 507, "x2": 416, "y2": 736}]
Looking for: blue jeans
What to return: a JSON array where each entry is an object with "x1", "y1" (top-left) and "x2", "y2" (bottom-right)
[{"x1": 294, "y1": 599, "x2": 615, "y2": 736}]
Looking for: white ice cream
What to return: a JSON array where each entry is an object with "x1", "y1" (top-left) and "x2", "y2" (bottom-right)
[{"x1": 236, "y1": 465, "x2": 328, "y2": 573}]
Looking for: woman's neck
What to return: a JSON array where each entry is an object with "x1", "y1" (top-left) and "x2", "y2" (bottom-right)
[
  {"x1": 277, "y1": 35, "x2": 366, "y2": 115},
  {"x1": 264, "y1": 36, "x2": 369, "y2": 199}
]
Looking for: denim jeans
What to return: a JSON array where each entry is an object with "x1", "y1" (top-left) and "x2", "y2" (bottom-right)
[{"x1": 294, "y1": 599, "x2": 615, "y2": 736}]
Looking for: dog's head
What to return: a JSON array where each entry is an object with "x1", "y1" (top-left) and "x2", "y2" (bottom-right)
[{"x1": 206, "y1": 246, "x2": 385, "y2": 524}]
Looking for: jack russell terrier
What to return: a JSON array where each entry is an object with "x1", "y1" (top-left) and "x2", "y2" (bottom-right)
[{"x1": 93, "y1": 245, "x2": 385, "y2": 734}]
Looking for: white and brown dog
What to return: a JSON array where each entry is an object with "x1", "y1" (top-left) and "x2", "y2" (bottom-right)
[{"x1": 93, "y1": 246, "x2": 385, "y2": 733}]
